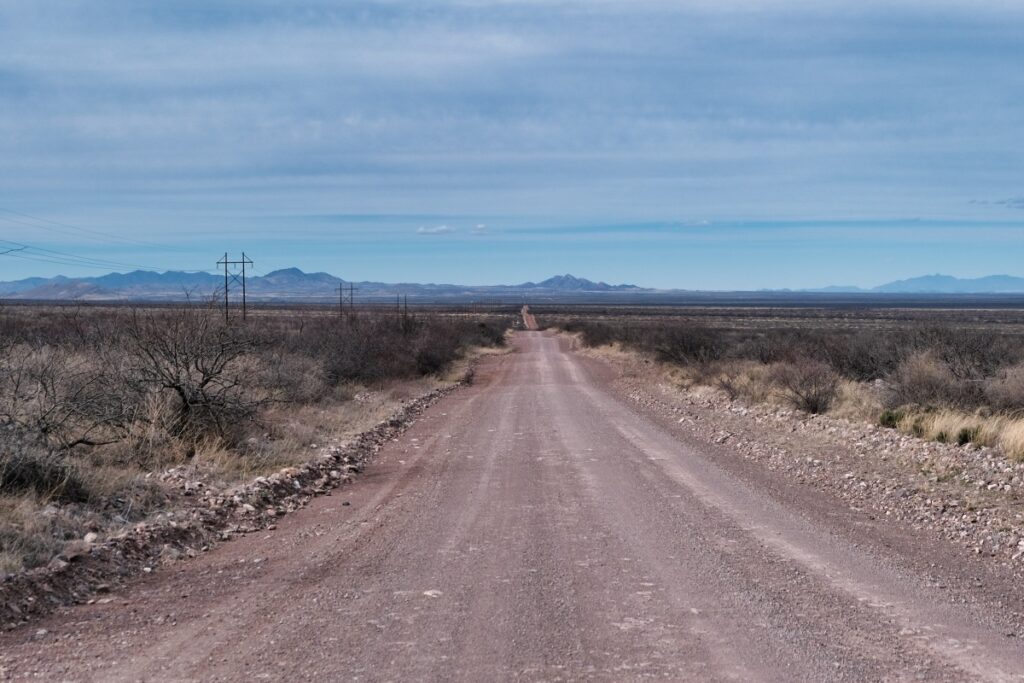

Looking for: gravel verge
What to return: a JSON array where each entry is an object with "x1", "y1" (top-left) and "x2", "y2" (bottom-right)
[{"x1": 598, "y1": 351, "x2": 1024, "y2": 577}]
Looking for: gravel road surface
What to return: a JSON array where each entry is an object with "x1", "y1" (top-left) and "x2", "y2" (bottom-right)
[
  {"x1": 2, "y1": 332, "x2": 1023, "y2": 681},
  {"x1": 521, "y1": 305, "x2": 539, "y2": 331}
]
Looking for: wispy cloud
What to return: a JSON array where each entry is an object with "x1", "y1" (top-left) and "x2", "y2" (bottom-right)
[
  {"x1": 417, "y1": 225, "x2": 456, "y2": 235},
  {"x1": 470, "y1": 224, "x2": 489, "y2": 235},
  {"x1": 971, "y1": 198, "x2": 1024, "y2": 210}
]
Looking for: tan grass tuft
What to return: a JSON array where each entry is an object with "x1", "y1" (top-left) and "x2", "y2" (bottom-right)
[
  {"x1": 997, "y1": 419, "x2": 1024, "y2": 461},
  {"x1": 829, "y1": 381, "x2": 884, "y2": 422}
]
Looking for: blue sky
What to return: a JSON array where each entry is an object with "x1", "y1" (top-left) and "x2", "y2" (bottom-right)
[{"x1": 1, "y1": 0, "x2": 1023, "y2": 289}]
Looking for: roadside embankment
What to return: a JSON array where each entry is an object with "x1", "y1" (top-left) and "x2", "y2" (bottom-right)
[
  {"x1": 0, "y1": 374, "x2": 472, "y2": 629},
  {"x1": 581, "y1": 341, "x2": 1024, "y2": 576}
]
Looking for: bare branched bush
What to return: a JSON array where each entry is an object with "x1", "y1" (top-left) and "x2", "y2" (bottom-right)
[
  {"x1": 768, "y1": 360, "x2": 839, "y2": 414},
  {"x1": 118, "y1": 306, "x2": 262, "y2": 442},
  {"x1": 0, "y1": 345, "x2": 133, "y2": 450}
]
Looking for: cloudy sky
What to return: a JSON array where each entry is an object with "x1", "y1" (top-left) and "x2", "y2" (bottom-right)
[{"x1": 1, "y1": 0, "x2": 1022, "y2": 288}]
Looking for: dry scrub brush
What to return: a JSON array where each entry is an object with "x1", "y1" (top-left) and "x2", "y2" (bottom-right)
[
  {"x1": 767, "y1": 360, "x2": 840, "y2": 414},
  {"x1": 0, "y1": 304, "x2": 514, "y2": 570},
  {"x1": 556, "y1": 315, "x2": 1024, "y2": 458}
]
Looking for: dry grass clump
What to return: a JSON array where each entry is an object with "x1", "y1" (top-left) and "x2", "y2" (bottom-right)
[
  {"x1": 829, "y1": 380, "x2": 884, "y2": 422},
  {"x1": 0, "y1": 495, "x2": 77, "y2": 574},
  {"x1": 996, "y1": 420, "x2": 1024, "y2": 460},
  {"x1": 711, "y1": 361, "x2": 775, "y2": 403},
  {"x1": 893, "y1": 410, "x2": 982, "y2": 445},
  {"x1": 666, "y1": 360, "x2": 775, "y2": 403},
  {"x1": 874, "y1": 408, "x2": 1024, "y2": 461}
]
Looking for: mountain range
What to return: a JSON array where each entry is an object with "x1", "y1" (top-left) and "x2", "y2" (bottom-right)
[
  {"x1": 2, "y1": 270, "x2": 1024, "y2": 301},
  {"x1": 0, "y1": 270, "x2": 642, "y2": 302},
  {"x1": 800, "y1": 274, "x2": 1024, "y2": 294}
]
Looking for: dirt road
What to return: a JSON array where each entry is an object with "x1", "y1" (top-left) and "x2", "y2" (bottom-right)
[
  {"x1": 3, "y1": 332, "x2": 1024, "y2": 681},
  {"x1": 521, "y1": 305, "x2": 539, "y2": 330}
]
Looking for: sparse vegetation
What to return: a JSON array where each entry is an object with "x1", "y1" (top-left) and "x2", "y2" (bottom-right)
[
  {"x1": 544, "y1": 306, "x2": 1024, "y2": 460},
  {"x1": 0, "y1": 303, "x2": 514, "y2": 572},
  {"x1": 768, "y1": 360, "x2": 839, "y2": 414}
]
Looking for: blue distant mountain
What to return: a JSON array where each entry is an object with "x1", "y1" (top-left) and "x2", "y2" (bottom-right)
[
  {"x1": 518, "y1": 274, "x2": 638, "y2": 292},
  {"x1": 0, "y1": 269, "x2": 644, "y2": 301},
  {"x1": 870, "y1": 274, "x2": 1024, "y2": 293},
  {"x1": 2, "y1": 269, "x2": 1023, "y2": 300},
  {"x1": 799, "y1": 274, "x2": 1024, "y2": 294}
]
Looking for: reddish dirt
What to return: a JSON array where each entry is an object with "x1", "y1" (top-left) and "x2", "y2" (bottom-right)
[
  {"x1": 521, "y1": 305, "x2": 539, "y2": 330},
  {"x1": 1, "y1": 332, "x2": 1023, "y2": 681}
]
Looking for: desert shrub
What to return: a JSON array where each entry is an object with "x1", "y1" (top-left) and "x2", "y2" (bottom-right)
[
  {"x1": 0, "y1": 441, "x2": 89, "y2": 502},
  {"x1": 315, "y1": 319, "x2": 415, "y2": 384},
  {"x1": 561, "y1": 320, "x2": 619, "y2": 347},
  {"x1": 256, "y1": 350, "x2": 329, "y2": 404},
  {"x1": 714, "y1": 371, "x2": 741, "y2": 400},
  {"x1": 816, "y1": 330, "x2": 905, "y2": 381},
  {"x1": 651, "y1": 325, "x2": 725, "y2": 366},
  {"x1": 879, "y1": 409, "x2": 904, "y2": 429},
  {"x1": 412, "y1": 324, "x2": 461, "y2": 375},
  {"x1": 768, "y1": 360, "x2": 839, "y2": 414},
  {"x1": 118, "y1": 306, "x2": 263, "y2": 442},
  {"x1": 728, "y1": 332, "x2": 794, "y2": 365},
  {"x1": 463, "y1": 319, "x2": 509, "y2": 348},
  {"x1": 295, "y1": 314, "x2": 510, "y2": 386},
  {"x1": 884, "y1": 351, "x2": 982, "y2": 409},
  {"x1": 913, "y1": 326, "x2": 1018, "y2": 380},
  {"x1": 984, "y1": 363, "x2": 1024, "y2": 414},
  {"x1": 0, "y1": 344, "x2": 134, "y2": 450}
]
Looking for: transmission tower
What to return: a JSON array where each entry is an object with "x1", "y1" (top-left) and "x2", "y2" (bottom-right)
[
  {"x1": 216, "y1": 252, "x2": 253, "y2": 322},
  {"x1": 338, "y1": 282, "x2": 359, "y2": 319}
]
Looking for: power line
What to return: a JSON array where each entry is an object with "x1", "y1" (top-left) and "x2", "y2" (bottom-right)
[
  {"x1": 2, "y1": 251, "x2": 122, "y2": 270},
  {"x1": 0, "y1": 207, "x2": 166, "y2": 248},
  {"x1": 0, "y1": 238, "x2": 213, "y2": 276},
  {"x1": 0, "y1": 249, "x2": 216, "y2": 277},
  {"x1": 0, "y1": 239, "x2": 165, "y2": 272}
]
